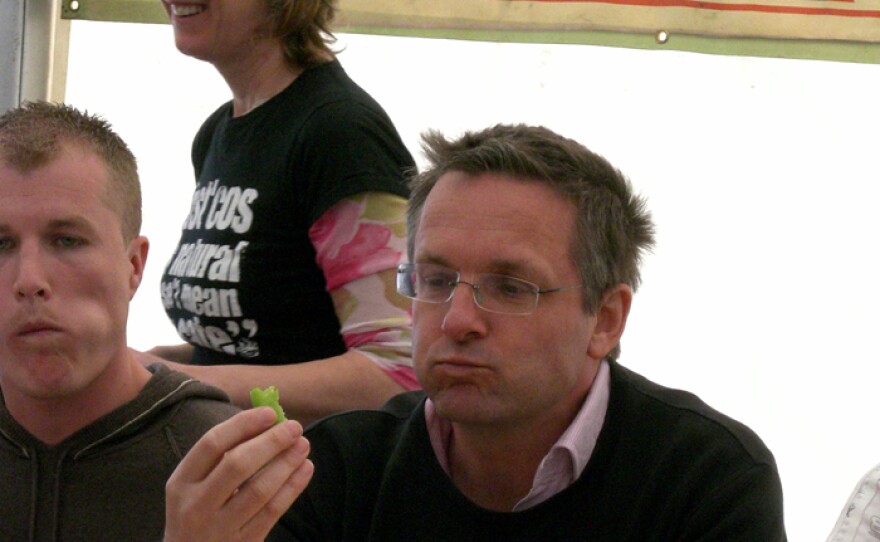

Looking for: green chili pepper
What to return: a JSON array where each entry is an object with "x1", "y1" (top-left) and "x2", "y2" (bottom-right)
[{"x1": 250, "y1": 386, "x2": 287, "y2": 425}]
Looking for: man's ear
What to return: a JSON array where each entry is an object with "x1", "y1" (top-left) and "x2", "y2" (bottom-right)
[
  {"x1": 587, "y1": 284, "x2": 633, "y2": 360},
  {"x1": 127, "y1": 235, "x2": 150, "y2": 299}
]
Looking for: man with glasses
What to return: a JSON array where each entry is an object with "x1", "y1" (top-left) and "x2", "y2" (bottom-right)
[{"x1": 163, "y1": 124, "x2": 787, "y2": 541}]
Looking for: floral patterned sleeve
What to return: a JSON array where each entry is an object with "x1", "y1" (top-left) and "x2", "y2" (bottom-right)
[{"x1": 308, "y1": 192, "x2": 418, "y2": 390}]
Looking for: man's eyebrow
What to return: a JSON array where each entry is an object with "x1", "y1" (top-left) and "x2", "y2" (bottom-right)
[
  {"x1": 416, "y1": 254, "x2": 536, "y2": 278},
  {"x1": 418, "y1": 253, "x2": 452, "y2": 267},
  {"x1": 46, "y1": 217, "x2": 104, "y2": 241},
  {"x1": 486, "y1": 258, "x2": 532, "y2": 275},
  {"x1": 0, "y1": 217, "x2": 105, "y2": 242},
  {"x1": 0, "y1": 218, "x2": 94, "y2": 232},
  {"x1": 47, "y1": 216, "x2": 96, "y2": 232}
]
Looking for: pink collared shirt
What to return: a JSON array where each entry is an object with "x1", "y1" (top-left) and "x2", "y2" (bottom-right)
[{"x1": 425, "y1": 359, "x2": 611, "y2": 511}]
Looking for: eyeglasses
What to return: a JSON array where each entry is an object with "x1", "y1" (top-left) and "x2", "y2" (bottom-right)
[{"x1": 396, "y1": 262, "x2": 583, "y2": 315}]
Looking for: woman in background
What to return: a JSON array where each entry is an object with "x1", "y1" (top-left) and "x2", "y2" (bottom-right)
[{"x1": 149, "y1": 0, "x2": 417, "y2": 424}]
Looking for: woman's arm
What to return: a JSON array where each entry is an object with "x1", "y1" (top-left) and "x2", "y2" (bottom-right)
[
  {"x1": 145, "y1": 193, "x2": 416, "y2": 426},
  {"x1": 147, "y1": 343, "x2": 195, "y2": 364}
]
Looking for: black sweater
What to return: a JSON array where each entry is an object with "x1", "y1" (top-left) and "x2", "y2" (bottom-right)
[{"x1": 272, "y1": 360, "x2": 786, "y2": 541}]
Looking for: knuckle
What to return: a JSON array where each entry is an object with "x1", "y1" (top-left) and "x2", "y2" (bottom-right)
[
  {"x1": 164, "y1": 475, "x2": 188, "y2": 508},
  {"x1": 266, "y1": 424, "x2": 297, "y2": 448},
  {"x1": 222, "y1": 449, "x2": 255, "y2": 480},
  {"x1": 262, "y1": 496, "x2": 288, "y2": 518},
  {"x1": 244, "y1": 476, "x2": 275, "y2": 504},
  {"x1": 164, "y1": 477, "x2": 178, "y2": 499},
  {"x1": 165, "y1": 472, "x2": 180, "y2": 492},
  {"x1": 200, "y1": 428, "x2": 229, "y2": 456}
]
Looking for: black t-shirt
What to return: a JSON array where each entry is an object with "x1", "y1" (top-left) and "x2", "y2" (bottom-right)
[{"x1": 160, "y1": 60, "x2": 414, "y2": 365}]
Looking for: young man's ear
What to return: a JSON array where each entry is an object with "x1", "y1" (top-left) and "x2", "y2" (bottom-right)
[
  {"x1": 127, "y1": 236, "x2": 150, "y2": 298},
  {"x1": 587, "y1": 284, "x2": 632, "y2": 360}
]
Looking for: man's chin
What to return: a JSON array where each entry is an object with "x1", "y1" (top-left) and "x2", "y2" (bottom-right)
[
  {"x1": 430, "y1": 385, "x2": 500, "y2": 425},
  {"x1": 4, "y1": 354, "x2": 78, "y2": 399}
]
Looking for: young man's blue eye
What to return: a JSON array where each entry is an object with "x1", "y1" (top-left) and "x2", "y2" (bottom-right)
[{"x1": 55, "y1": 236, "x2": 83, "y2": 248}]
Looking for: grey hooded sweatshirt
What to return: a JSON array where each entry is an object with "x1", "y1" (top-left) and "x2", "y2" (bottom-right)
[{"x1": 0, "y1": 363, "x2": 240, "y2": 542}]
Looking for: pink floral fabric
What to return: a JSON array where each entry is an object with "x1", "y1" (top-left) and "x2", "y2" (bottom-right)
[
  {"x1": 309, "y1": 192, "x2": 417, "y2": 390},
  {"x1": 312, "y1": 197, "x2": 402, "y2": 290}
]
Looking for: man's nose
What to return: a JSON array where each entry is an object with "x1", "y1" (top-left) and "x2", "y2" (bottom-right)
[
  {"x1": 440, "y1": 281, "x2": 488, "y2": 341},
  {"x1": 12, "y1": 245, "x2": 51, "y2": 301}
]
